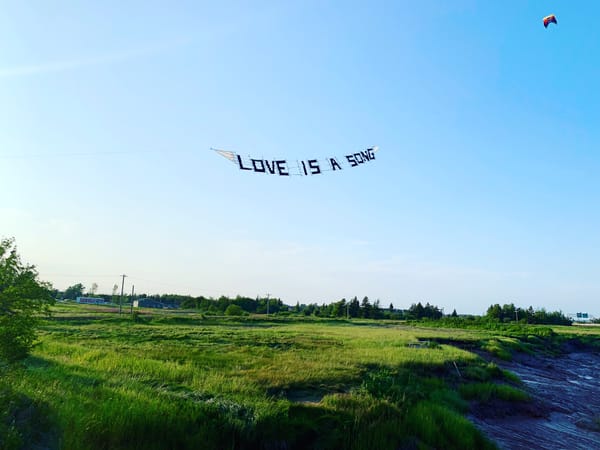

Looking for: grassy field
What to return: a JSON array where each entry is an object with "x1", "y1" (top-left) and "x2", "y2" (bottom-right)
[{"x1": 2, "y1": 303, "x2": 597, "y2": 450}]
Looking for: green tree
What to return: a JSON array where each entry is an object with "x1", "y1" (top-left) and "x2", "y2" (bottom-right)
[
  {"x1": 224, "y1": 304, "x2": 244, "y2": 316},
  {"x1": 502, "y1": 303, "x2": 517, "y2": 322},
  {"x1": 331, "y1": 298, "x2": 347, "y2": 318},
  {"x1": 63, "y1": 283, "x2": 85, "y2": 300},
  {"x1": 408, "y1": 302, "x2": 425, "y2": 320},
  {"x1": 423, "y1": 302, "x2": 443, "y2": 320},
  {"x1": 0, "y1": 238, "x2": 54, "y2": 363},
  {"x1": 360, "y1": 296, "x2": 372, "y2": 318},
  {"x1": 486, "y1": 304, "x2": 502, "y2": 321},
  {"x1": 348, "y1": 297, "x2": 360, "y2": 318},
  {"x1": 371, "y1": 299, "x2": 383, "y2": 319}
]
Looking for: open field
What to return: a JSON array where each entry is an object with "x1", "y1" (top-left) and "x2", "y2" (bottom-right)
[{"x1": 2, "y1": 303, "x2": 599, "y2": 450}]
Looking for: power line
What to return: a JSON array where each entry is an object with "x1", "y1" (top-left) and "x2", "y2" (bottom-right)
[
  {"x1": 0, "y1": 148, "x2": 199, "y2": 159},
  {"x1": 41, "y1": 273, "x2": 254, "y2": 299}
]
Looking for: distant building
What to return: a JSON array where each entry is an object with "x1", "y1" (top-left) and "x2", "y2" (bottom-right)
[
  {"x1": 76, "y1": 296, "x2": 109, "y2": 305},
  {"x1": 568, "y1": 312, "x2": 593, "y2": 323},
  {"x1": 134, "y1": 299, "x2": 168, "y2": 309}
]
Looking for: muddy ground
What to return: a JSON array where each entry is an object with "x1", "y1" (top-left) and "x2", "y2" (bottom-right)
[{"x1": 469, "y1": 347, "x2": 600, "y2": 450}]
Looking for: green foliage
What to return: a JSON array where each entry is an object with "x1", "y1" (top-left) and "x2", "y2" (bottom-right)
[
  {"x1": 347, "y1": 366, "x2": 496, "y2": 449},
  {"x1": 406, "y1": 302, "x2": 443, "y2": 320},
  {"x1": 486, "y1": 303, "x2": 572, "y2": 326},
  {"x1": 62, "y1": 283, "x2": 85, "y2": 300},
  {"x1": 481, "y1": 339, "x2": 513, "y2": 361},
  {"x1": 461, "y1": 362, "x2": 504, "y2": 382},
  {"x1": 459, "y1": 383, "x2": 530, "y2": 403},
  {"x1": 320, "y1": 393, "x2": 407, "y2": 449},
  {"x1": 2, "y1": 306, "x2": 505, "y2": 449},
  {"x1": 500, "y1": 369, "x2": 522, "y2": 384},
  {"x1": 405, "y1": 401, "x2": 496, "y2": 450},
  {"x1": 358, "y1": 367, "x2": 428, "y2": 405},
  {"x1": 14, "y1": 305, "x2": 598, "y2": 449},
  {"x1": 173, "y1": 294, "x2": 286, "y2": 315},
  {"x1": 0, "y1": 238, "x2": 54, "y2": 363},
  {"x1": 224, "y1": 304, "x2": 245, "y2": 316},
  {"x1": 348, "y1": 296, "x2": 360, "y2": 318},
  {"x1": 0, "y1": 378, "x2": 56, "y2": 449}
]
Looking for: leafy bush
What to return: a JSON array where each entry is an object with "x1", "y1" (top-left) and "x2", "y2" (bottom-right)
[
  {"x1": 224, "y1": 304, "x2": 245, "y2": 316},
  {"x1": 0, "y1": 237, "x2": 54, "y2": 363}
]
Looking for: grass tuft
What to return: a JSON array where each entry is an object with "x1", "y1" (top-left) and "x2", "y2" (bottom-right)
[{"x1": 459, "y1": 382, "x2": 530, "y2": 403}]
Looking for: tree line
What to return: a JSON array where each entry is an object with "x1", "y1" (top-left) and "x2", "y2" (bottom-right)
[
  {"x1": 485, "y1": 303, "x2": 572, "y2": 326},
  {"x1": 57, "y1": 281, "x2": 575, "y2": 326},
  {"x1": 56, "y1": 284, "x2": 445, "y2": 320},
  {"x1": 0, "y1": 237, "x2": 582, "y2": 369}
]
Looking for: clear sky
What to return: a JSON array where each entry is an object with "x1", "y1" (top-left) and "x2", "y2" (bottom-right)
[{"x1": 1, "y1": 1, "x2": 599, "y2": 316}]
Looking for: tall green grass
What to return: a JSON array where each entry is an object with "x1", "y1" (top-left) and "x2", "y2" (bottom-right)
[
  {"x1": 7, "y1": 304, "x2": 587, "y2": 449},
  {"x1": 459, "y1": 383, "x2": 530, "y2": 403}
]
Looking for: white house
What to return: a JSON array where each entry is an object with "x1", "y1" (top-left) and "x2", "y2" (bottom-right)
[{"x1": 76, "y1": 296, "x2": 108, "y2": 305}]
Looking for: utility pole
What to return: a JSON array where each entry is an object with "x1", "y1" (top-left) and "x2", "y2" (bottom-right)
[
  {"x1": 119, "y1": 274, "x2": 127, "y2": 315},
  {"x1": 266, "y1": 293, "x2": 270, "y2": 317},
  {"x1": 346, "y1": 301, "x2": 349, "y2": 320},
  {"x1": 130, "y1": 285, "x2": 135, "y2": 315}
]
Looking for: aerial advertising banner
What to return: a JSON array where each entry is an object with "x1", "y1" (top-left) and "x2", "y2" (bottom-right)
[{"x1": 212, "y1": 146, "x2": 379, "y2": 176}]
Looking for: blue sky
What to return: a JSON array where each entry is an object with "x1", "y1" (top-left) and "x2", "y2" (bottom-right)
[{"x1": 1, "y1": 1, "x2": 599, "y2": 315}]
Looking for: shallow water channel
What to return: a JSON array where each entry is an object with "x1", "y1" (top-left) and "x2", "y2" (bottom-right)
[{"x1": 469, "y1": 351, "x2": 600, "y2": 450}]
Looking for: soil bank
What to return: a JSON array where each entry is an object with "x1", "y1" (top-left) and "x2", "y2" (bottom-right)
[{"x1": 470, "y1": 349, "x2": 600, "y2": 450}]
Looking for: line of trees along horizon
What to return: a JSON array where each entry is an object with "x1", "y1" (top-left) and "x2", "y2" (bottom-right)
[{"x1": 56, "y1": 283, "x2": 575, "y2": 325}]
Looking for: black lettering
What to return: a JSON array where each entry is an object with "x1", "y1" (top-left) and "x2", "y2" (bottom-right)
[
  {"x1": 354, "y1": 152, "x2": 364, "y2": 164},
  {"x1": 346, "y1": 155, "x2": 358, "y2": 167},
  {"x1": 301, "y1": 160, "x2": 308, "y2": 176},
  {"x1": 330, "y1": 158, "x2": 343, "y2": 171},
  {"x1": 367, "y1": 148, "x2": 375, "y2": 160},
  {"x1": 276, "y1": 160, "x2": 289, "y2": 176},
  {"x1": 264, "y1": 160, "x2": 277, "y2": 174},
  {"x1": 308, "y1": 159, "x2": 321, "y2": 175},
  {"x1": 237, "y1": 155, "x2": 252, "y2": 171},
  {"x1": 361, "y1": 150, "x2": 371, "y2": 161},
  {"x1": 251, "y1": 159, "x2": 265, "y2": 172}
]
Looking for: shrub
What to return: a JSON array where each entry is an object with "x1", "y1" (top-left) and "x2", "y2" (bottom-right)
[
  {"x1": 0, "y1": 238, "x2": 54, "y2": 363},
  {"x1": 224, "y1": 304, "x2": 245, "y2": 316}
]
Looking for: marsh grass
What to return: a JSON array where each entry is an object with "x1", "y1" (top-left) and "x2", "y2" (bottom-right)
[
  {"x1": 459, "y1": 383, "x2": 530, "y2": 403},
  {"x1": 0, "y1": 376, "x2": 56, "y2": 450},
  {"x1": 405, "y1": 401, "x2": 496, "y2": 449},
  {"x1": 481, "y1": 339, "x2": 513, "y2": 360},
  {"x1": 6, "y1": 304, "x2": 595, "y2": 449}
]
